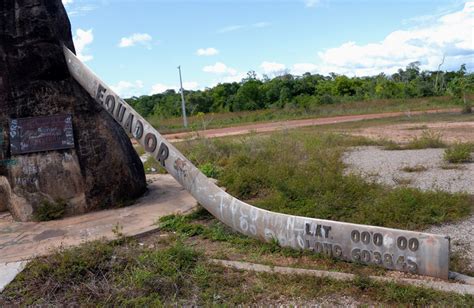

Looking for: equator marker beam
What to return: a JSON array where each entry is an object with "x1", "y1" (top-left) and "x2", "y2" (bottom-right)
[{"x1": 63, "y1": 46, "x2": 450, "y2": 279}]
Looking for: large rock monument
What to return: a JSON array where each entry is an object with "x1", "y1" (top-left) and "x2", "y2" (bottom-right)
[{"x1": 0, "y1": 0, "x2": 147, "y2": 221}]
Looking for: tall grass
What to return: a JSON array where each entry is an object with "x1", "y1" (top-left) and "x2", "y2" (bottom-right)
[
  {"x1": 177, "y1": 131, "x2": 471, "y2": 230},
  {"x1": 444, "y1": 143, "x2": 474, "y2": 163}
]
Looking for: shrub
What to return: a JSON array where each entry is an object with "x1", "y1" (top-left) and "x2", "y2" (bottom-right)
[
  {"x1": 444, "y1": 143, "x2": 473, "y2": 163},
  {"x1": 199, "y1": 162, "x2": 220, "y2": 178},
  {"x1": 34, "y1": 199, "x2": 67, "y2": 221},
  {"x1": 318, "y1": 94, "x2": 335, "y2": 105},
  {"x1": 405, "y1": 130, "x2": 445, "y2": 149}
]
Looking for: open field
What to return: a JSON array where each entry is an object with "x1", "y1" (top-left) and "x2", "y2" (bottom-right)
[{"x1": 152, "y1": 96, "x2": 460, "y2": 134}]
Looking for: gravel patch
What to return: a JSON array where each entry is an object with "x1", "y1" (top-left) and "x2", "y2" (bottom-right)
[
  {"x1": 343, "y1": 146, "x2": 474, "y2": 272},
  {"x1": 425, "y1": 215, "x2": 474, "y2": 272},
  {"x1": 343, "y1": 146, "x2": 474, "y2": 194}
]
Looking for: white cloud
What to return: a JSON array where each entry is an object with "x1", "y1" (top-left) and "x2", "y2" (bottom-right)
[
  {"x1": 304, "y1": 0, "x2": 321, "y2": 8},
  {"x1": 67, "y1": 4, "x2": 97, "y2": 16},
  {"x1": 203, "y1": 63, "x2": 246, "y2": 86},
  {"x1": 218, "y1": 25, "x2": 245, "y2": 33},
  {"x1": 222, "y1": 72, "x2": 247, "y2": 83},
  {"x1": 196, "y1": 48, "x2": 219, "y2": 56},
  {"x1": 183, "y1": 81, "x2": 200, "y2": 90},
  {"x1": 253, "y1": 22, "x2": 271, "y2": 28},
  {"x1": 118, "y1": 33, "x2": 153, "y2": 48},
  {"x1": 218, "y1": 22, "x2": 271, "y2": 33},
  {"x1": 150, "y1": 81, "x2": 200, "y2": 95},
  {"x1": 291, "y1": 63, "x2": 319, "y2": 75},
  {"x1": 73, "y1": 28, "x2": 93, "y2": 62},
  {"x1": 111, "y1": 80, "x2": 144, "y2": 98},
  {"x1": 314, "y1": 2, "x2": 474, "y2": 76},
  {"x1": 260, "y1": 61, "x2": 287, "y2": 75},
  {"x1": 203, "y1": 62, "x2": 237, "y2": 75},
  {"x1": 150, "y1": 83, "x2": 174, "y2": 95}
]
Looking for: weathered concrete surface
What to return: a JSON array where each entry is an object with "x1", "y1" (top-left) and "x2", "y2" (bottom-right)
[
  {"x1": 211, "y1": 259, "x2": 474, "y2": 296},
  {"x1": 0, "y1": 174, "x2": 197, "y2": 263},
  {"x1": 0, "y1": 0, "x2": 146, "y2": 221},
  {"x1": 0, "y1": 176, "x2": 11, "y2": 212},
  {"x1": 0, "y1": 261, "x2": 28, "y2": 293}
]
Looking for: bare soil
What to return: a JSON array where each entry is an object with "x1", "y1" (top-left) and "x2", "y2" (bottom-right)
[
  {"x1": 346, "y1": 121, "x2": 474, "y2": 143},
  {"x1": 164, "y1": 108, "x2": 460, "y2": 141}
]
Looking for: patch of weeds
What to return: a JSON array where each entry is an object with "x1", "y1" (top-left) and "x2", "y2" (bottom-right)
[
  {"x1": 2, "y1": 237, "x2": 473, "y2": 306},
  {"x1": 158, "y1": 213, "x2": 287, "y2": 255},
  {"x1": 133, "y1": 144, "x2": 145, "y2": 156},
  {"x1": 144, "y1": 156, "x2": 166, "y2": 174},
  {"x1": 382, "y1": 140, "x2": 403, "y2": 150},
  {"x1": 373, "y1": 281, "x2": 473, "y2": 306},
  {"x1": 444, "y1": 143, "x2": 473, "y2": 163},
  {"x1": 401, "y1": 165, "x2": 428, "y2": 173},
  {"x1": 199, "y1": 162, "x2": 221, "y2": 178},
  {"x1": 34, "y1": 199, "x2": 67, "y2": 221},
  {"x1": 353, "y1": 187, "x2": 471, "y2": 230},
  {"x1": 126, "y1": 240, "x2": 201, "y2": 301},
  {"x1": 112, "y1": 222, "x2": 124, "y2": 238},
  {"x1": 179, "y1": 131, "x2": 471, "y2": 231},
  {"x1": 2, "y1": 240, "x2": 116, "y2": 304},
  {"x1": 158, "y1": 214, "x2": 205, "y2": 236},
  {"x1": 450, "y1": 249, "x2": 474, "y2": 277},
  {"x1": 404, "y1": 130, "x2": 446, "y2": 149},
  {"x1": 354, "y1": 275, "x2": 375, "y2": 290},
  {"x1": 1, "y1": 239, "x2": 203, "y2": 306},
  {"x1": 187, "y1": 205, "x2": 214, "y2": 220}
]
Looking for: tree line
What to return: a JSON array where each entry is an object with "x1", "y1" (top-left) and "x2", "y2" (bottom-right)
[{"x1": 127, "y1": 62, "x2": 473, "y2": 118}]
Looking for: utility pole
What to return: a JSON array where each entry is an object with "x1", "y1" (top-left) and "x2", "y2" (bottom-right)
[{"x1": 177, "y1": 65, "x2": 188, "y2": 128}]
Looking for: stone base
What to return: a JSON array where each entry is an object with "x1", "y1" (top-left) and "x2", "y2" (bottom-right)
[
  {"x1": 0, "y1": 176, "x2": 32, "y2": 221},
  {"x1": 0, "y1": 176, "x2": 11, "y2": 212}
]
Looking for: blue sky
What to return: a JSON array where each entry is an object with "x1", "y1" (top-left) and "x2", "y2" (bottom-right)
[{"x1": 63, "y1": 0, "x2": 473, "y2": 98}]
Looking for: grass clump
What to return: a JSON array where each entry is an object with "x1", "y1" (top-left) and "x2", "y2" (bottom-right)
[
  {"x1": 383, "y1": 131, "x2": 447, "y2": 151},
  {"x1": 34, "y1": 199, "x2": 67, "y2": 221},
  {"x1": 382, "y1": 140, "x2": 403, "y2": 150},
  {"x1": 404, "y1": 130, "x2": 446, "y2": 149},
  {"x1": 199, "y1": 162, "x2": 221, "y2": 178},
  {"x1": 444, "y1": 143, "x2": 473, "y2": 163}
]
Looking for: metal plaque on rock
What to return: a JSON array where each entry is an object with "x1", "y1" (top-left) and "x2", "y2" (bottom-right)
[{"x1": 9, "y1": 114, "x2": 75, "y2": 155}]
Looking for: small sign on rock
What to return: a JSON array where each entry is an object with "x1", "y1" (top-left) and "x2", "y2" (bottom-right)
[{"x1": 9, "y1": 114, "x2": 75, "y2": 155}]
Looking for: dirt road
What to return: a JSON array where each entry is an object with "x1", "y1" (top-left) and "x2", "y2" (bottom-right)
[{"x1": 164, "y1": 108, "x2": 461, "y2": 141}]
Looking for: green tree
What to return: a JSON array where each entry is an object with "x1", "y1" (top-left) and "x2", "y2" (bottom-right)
[{"x1": 448, "y1": 73, "x2": 474, "y2": 113}]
